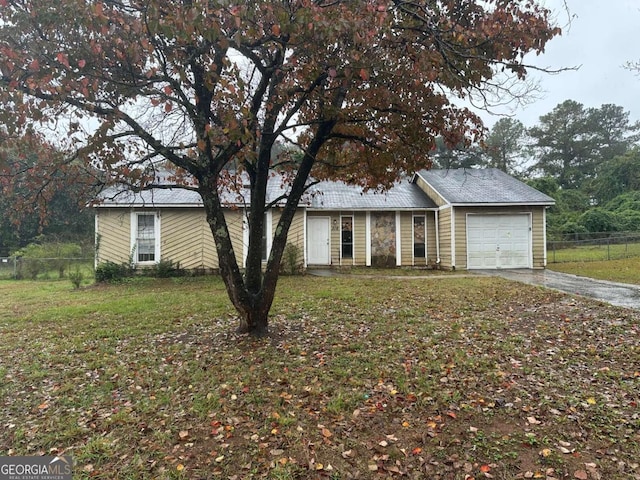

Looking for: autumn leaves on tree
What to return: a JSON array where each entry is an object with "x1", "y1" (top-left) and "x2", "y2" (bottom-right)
[{"x1": 0, "y1": 1, "x2": 560, "y2": 335}]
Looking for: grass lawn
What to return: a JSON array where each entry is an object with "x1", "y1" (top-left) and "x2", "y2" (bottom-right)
[
  {"x1": 548, "y1": 257, "x2": 640, "y2": 285},
  {"x1": 1, "y1": 275, "x2": 639, "y2": 479},
  {"x1": 547, "y1": 241, "x2": 640, "y2": 264}
]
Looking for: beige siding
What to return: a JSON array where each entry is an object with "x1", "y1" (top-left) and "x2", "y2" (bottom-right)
[
  {"x1": 285, "y1": 209, "x2": 305, "y2": 254},
  {"x1": 160, "y1": 209, "x2": 218, "y2": 270},
  {"x1": 438, "y1": 207, "x2": 453, "y2": 269},
  {"x1": 453, "y1": 207, "x2": 467, "y2": 269},
  {"x1": 426, "y1": 212, "x2": 437, "y2": 267},
  {"x1": 96, "y1": 209, "x2": 132, "y2": 265},
  {"x1": 226, "y1": 209, "x2": 245, "y2": 264},
  {"x1": 353, "y1": 212, "x2": 367, "y2": 266},
  {"x1": 273, "y1": 208, "x2": 305, "y2": 269},
  {"x1": 400, "y1": 212, "x2": 412, "y2": 266},
  {"x1": 415, "y1": 176, "x2": 447, "y2": 206},
  {"x1": 531, "y1": 207, "x2": 547, "y2": 268}
]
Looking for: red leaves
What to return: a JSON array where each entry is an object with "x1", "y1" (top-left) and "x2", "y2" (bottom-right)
[{"x1": 55, "y1": 52, "x2": 69, "y2": 68}]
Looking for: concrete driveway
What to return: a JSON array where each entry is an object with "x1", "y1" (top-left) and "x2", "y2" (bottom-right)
[{"x1": 479, "y1": 269, "x2": 640, "y2": 310}]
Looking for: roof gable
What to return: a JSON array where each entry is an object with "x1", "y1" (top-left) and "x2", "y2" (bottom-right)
[{"x1": 414, "y1": 168, "x2": 555, "y2": 206}]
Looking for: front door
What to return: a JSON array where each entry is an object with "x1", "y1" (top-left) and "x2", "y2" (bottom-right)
[{"x1": 307, "y1": 217, "x2": 331, "y2": 265}]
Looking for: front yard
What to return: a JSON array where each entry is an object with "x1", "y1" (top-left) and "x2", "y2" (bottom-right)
[
  {"x1": 0, "y1": 275, "x2": 638, "y2": 479},
  {"x1": 548, "y1": 256, "x2": 640, "y2": 285}
]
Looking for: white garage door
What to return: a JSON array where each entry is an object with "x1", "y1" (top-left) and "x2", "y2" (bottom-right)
[{"x1": 467, "y1": 214, "x2": 531, "y2": 269}]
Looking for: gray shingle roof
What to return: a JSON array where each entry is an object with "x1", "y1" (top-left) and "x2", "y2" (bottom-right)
[
  {"x1": 96, "y1": 169, "x2": 552, "y2": 209},
  {"x1": 97, "y1": 187, "x2": 204, "y2": 206},
  {"x1": 415, "y1": 168, "x2": 555, "y2": 205},
  {"x1": 308, "y1": 179, "x2": 437, "y2": 210},
  {"x1": 97, "y1": 178, "x2": 293, "y2": 207},
  {"x1": 96, "y1": 176, "x2": 438, "y2": 210}
]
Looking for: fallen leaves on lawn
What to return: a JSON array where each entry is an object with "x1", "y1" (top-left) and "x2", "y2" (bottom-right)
[{"x1": 0, "y1": 276, "x2": 639, "y2": 479}]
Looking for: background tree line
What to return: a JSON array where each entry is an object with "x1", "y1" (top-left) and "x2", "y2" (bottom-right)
[{"x1": 432, "y1": 99, "x2": 640, "y2": 240}]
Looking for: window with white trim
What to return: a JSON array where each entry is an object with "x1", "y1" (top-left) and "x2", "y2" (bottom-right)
[
  {"x1": 132, "y1": 212, "x2": 159, "y2": 263},
  {"x1": 341, "y1": 216, "x2": 353, "y2": 259},
  {"x1": 413, "y1": 215, "x2": 426, "y2": 259}
]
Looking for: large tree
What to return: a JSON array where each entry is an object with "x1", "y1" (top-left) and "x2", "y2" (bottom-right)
[
  {"x1": 528, "y1": 100, "x2": 640, "y2": 189},
  {"x1": 591, "y1": 147, "x2": 640, "y2": 205},
  {"x1": 0, "y1": 0, "x2": 560, "y2": 336},
  {"x1": 430, "y1": 136, "x2": 485, "y2": 170},
  {"x1": 0, "y1": 132, "x2": 96, "y2": 255},
  {"x1": 483, "y1": 117, "x2": 527, "y2": 176},
  {"x1": 527, "y1": 100, "x2": 592, "y2": 188}
]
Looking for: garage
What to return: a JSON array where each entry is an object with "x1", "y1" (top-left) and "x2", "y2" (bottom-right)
[{"x1": 467, "y1": 214, "x2": 531, "y2": 269}]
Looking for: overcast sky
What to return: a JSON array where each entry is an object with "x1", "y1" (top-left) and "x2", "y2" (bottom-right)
[{"x1": 478, "y1": 0, "x2": 640, "y2": 129}]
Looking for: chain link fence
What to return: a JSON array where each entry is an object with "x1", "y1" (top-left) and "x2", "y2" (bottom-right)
[
  {"x1": 547, "y1": 232, "x2": 640, "y2": 263},
  {"x1": 0, "y1": 257, "x2": 94, "y2": 280}
]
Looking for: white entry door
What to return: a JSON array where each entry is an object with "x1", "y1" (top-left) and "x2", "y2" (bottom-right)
[
  {"x1": 467, "y1": 214, "x2": 531, "y2": 269},
  {"x1": 307, "y1": 217, "x2": 331, "y2": 265}
]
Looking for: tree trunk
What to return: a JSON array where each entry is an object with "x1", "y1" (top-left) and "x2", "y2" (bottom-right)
[
  {"x1": 197, "y1": 117, "x2": 338, "y2": 338},
  {"x1": 199, "y1": 175, "x2": 276, "y2": 338},
  {"x1": 235, "y1": 309, "x2": 269, "y2": 337}
]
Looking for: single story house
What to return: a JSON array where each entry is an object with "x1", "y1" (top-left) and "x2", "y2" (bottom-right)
[{"x1": 94, "y1": 168, "x2": 555, "y2": 271}]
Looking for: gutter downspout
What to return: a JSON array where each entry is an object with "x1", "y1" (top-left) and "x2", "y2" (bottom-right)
[
  {"x1": 395, "y1": 211, "x2": 402, "y2": 267},
  {"x1": 434, "y1": 209, "x2": 441, "y2": 267},
  {"x1": 450, "y1": 207, "x2": 456, "y2": 270},
  {"x1": 542, "y1": 207, "x2": 548, "y2": 268},
  {"x1": 365, "y1": 212, "x2": 371, "y2": 266},
  {"x1": 94, "y1": 212, "x2": 99, "y2": 269}
]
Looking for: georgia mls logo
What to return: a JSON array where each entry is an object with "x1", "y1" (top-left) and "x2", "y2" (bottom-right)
[{"x1": 0, "y1": 456, "x2": 73, "y2": 480}]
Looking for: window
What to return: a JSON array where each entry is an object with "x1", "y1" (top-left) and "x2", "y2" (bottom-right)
[
  {"x1": 413, "y1": 215, "x2": 426, "y2": 259},
  {"x1": 133, "y1": 213, "x2": 158, "y2": 263},
  {"x1": 341, "y1": 216, "x2": 353, "y2": 259}
]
